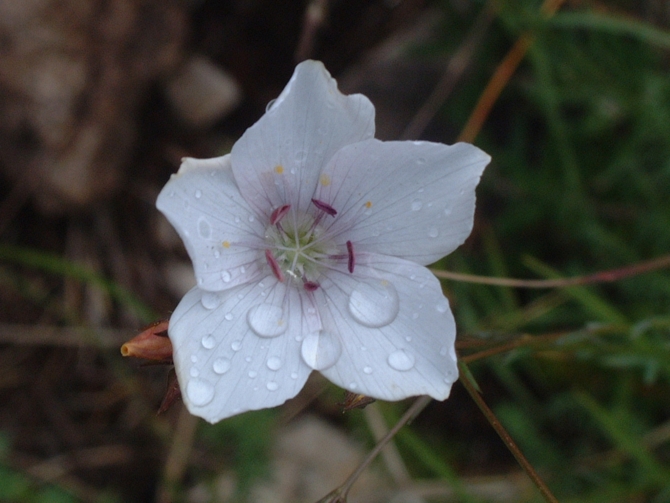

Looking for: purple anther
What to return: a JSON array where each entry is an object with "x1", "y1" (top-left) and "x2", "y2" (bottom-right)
[
  {"x1": 346, "y1": 240, "x2": 355, "y2": 273},
  {"x1": 311, "y1": 198, "x2": 337, "y2": 217},
  {"x1": 265, "y1": 250, "x2": 284, "y2": 282},
  {"x1": 270, "y1": 204, "x2": 291, "y2": 225},
  {"x1": 303, "y1": 281, "x2": 320, "y2": 292}
]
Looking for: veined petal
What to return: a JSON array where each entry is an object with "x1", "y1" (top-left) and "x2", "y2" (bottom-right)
[
  {"x1": 314, "y1": 254, "x2": 458, "y2": 401},
  {"x1": 315, "y1": 139, "x2": 490, "y2": 265},
  {"x1": 169, "y1": 282, "x2": 312, "y2": 423},
  {"x1": 231, "y1": 60, "x2": 375, "y2": 215},
  {"x1": 157, "y1": 155, "x2": 265, "y2": 291}
]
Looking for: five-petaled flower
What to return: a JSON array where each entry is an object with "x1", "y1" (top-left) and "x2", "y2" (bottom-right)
[{"x1": 157, "y1": 60, "x2": 490, "y2": 423}]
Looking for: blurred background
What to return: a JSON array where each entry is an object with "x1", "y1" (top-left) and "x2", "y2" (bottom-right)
[{"x1": 1, "y1": 0, "x2": 670, "y2": 501}]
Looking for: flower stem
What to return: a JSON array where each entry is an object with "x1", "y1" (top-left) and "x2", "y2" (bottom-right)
[
  {"x1": 315, "y1": 396, "x2": 431, "y2": 503},
  {"x1": 432, "y1": 253, "x2": 670, "y2": 288},
  {"x1": 458, "y1": 361, "x2": 559, "y2": 503}
]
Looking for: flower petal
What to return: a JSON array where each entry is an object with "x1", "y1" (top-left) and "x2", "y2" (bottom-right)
[
  {"x1": 169, "y1": 281, "x2": 312, "y2": 423},
  {"x1": 231, "y1": 60, "x2": 375, "y2": 215},
  {"x1": 314, "y1": 254, "x2": 458, "y2": 401},
  {"x1": 156, "y1": 155, "x2": 265, "y2": 291},
  {"x1": 315, "y1": 139, "x2": 490, "y2": 265}
]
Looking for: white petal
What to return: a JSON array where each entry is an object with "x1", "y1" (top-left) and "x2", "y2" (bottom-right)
[
  {"x1": 314, "y1": 254, "x2": 458, "y2": 401},
  {"x1": 156, "y1": 155, "x2": 265, "y2": 291},
  {"x1": 315, "y1": 139, "x2": 490, "y2": 265},
  {"x1": 231, "y1": 60, "x2": 375, "y2": 215},
  {"x1": 169, "y1": 281, "x2": 312, "y2": 423}
]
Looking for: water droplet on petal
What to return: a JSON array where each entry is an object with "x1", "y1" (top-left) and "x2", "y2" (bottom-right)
[
  {"x1": 213, "y1": 358, "x2": 231, "y2": 374},
  {"x1": 201, "y1": 334, "x2": 216, "y2": 349},
  {"x1": 266, "y1": 356, "x2": 282, "y2": 370},
  {"x1": 265, "y1": 99, "x2": 277, "y2": 112},
  {"x1": 248, "y1": 215, "x2": 255, "y2": 223},
  {"x1": 266, "y1": 381, "x2": 279, "y2": 391},
  {"x1": 411, "y1": 200, "x2": 423, "y2": 211},
  {"x1": 190, "y1": 368, "x2": 199, "y2": 377},
  {"x1": 416, "y1": 157, "x2": 426, "y2": 165},
  {"x1": 247, "y1": 304, "x2": 288, "y2": 337},
  {"x1": 195, "y1": 189, "x2": 202, "y2": 199},
  {"x1": 221, "y1": 270, "x2": 232, "y2": 283},
  {"x1": 248, "y1": 370, "x2": 257, "y2": 378},
  {"x1": 348, "y1": 280, "x2": 400, "y2": 328},
  {"x1": 439, "y1": 346, "x2": 448, "y2": 356},
  {"x1": 191, "y1": 355, "x2": 198, "y2": 363},
  {"x1": 224, "y1": 312, "x2": 234, "y2": 321},
  {"x1": 388, "y1": 350, "x2": 415, "y2": 371},
  {"x1": 234, "y1": 216, "x2": 241, "y2": 223},
  {"x1": 198, "y1": 218, "x2": 211, "y2": 238},
  {"x1": 201, "y1": 292, "x2": 220, "y2": 309},
  {"x1": 436, "y1": 301, "x2": 449, "y2": 313},
  {"x1": 449, "y1": 346, "x2": 457, "y2": 361},
  {"x1": 186, "y1": 379, "x2": 214, "y2": 406},
  {"x1": 428, "y1": 227, "x2": 439, "y2": 238},
  {"x1": 349, "y1": 382, "x2": 358, "y2": 389},
  {"x1": 213, "y1": 249, "x2": 220, "y2": 258},
  {"x1": 290, "y1": 371, "x2": 298, "y2": 379},
  {"x1": 245, "y1": 356, "x2": 251, "y2": 362},
  {"x1": 240, "y1": 266, "x2": 246, "y2": 274},
  {"x1": 363, "y1": 366, "x2": 373, "y2": 374},
  {"x1": 231, "y1": 340, "x2": 242, "y2": 351},
  {"x1": 301, "y1": 331, "x2": 342, "y2": 370},
  {"x1": 444, "y1": 206, "x2": 452, "y2": 216},
  {"x1": 412, "y1": 312, "x2": 419, "y2": 320}
]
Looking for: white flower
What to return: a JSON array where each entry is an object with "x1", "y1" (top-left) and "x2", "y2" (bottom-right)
[{"x1": 156, "y1": 60, "x2": 490, "y2": 423}]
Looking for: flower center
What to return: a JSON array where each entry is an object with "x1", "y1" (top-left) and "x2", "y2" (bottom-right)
[{"x1": 264, "y1": 202, "x2": 352, "y2": 290}]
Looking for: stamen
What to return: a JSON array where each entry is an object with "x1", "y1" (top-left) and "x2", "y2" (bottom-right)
[
  {"x1": 270, "y1": 204, "x2": 291, "y2": 225},
  {"x1": 265, "y1": 250, "x2": 284, "y2": 282},
  {"x1": 303, "y1": 281, "x2": 320, "y2": 292},
  {"x1": 311, "y1": 198, "x2": 337, "y2": 217},
  {"x1": 346, "y1": 240, "x2": 355, "y2": 273}
]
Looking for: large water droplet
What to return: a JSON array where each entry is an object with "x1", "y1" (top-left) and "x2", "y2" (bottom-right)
[
  {"x1": 388, "y1": 350, "x2": 415, "y2": 371},
  {"x1": 213, "y1": 358, "x2": 231, "y2": 374},
  {"x1": 201, "y1": 334, "x2": 216, "y2": 349},
  {"x1": 201, "y1": 292, "x2": 220, "y2": 309},
  {"x1": 411, "y1": 200, "x2": 423, "y2": 211},
  {"x1": 266, "y1": 356, "x2": 282, "y2": 370},
  {"x1": 186, "y1": 379, "x2": 214, "y2": 406},
  {"x1": 247, "y1": 304, "x2": 288, "y2": 337},
  {"x1": 266, "y1": 381, "x2": 279, "y2": 391},
  {"x1": 198, "y1": 218, "x2": 211, "y2": 238},
  {"x1": 428, "y1": 227, "x2": 439, "y2": 238},
  {"x1": 221, "y1": 270, "x2": 232, "y2": 283},
  {"x1": 301, "y1": 331, "x2": 342, "y2": 370},
  {"x1": 348, "y1": 280, "x2": 400, "y2": 328}
]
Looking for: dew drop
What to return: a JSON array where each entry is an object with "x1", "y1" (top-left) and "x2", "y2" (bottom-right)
[
  {"x1": 265, "y1": 98, "x2": 277, "y2": 112},
  {"x1": 449, "y1": 346, "x2": 457, "y2": 361},
  {"x1": 190, "y1": 367, "x2": 199, "y2": 377},
  {"x1": 348, "y1": 280, "x2": 400, "y2": 328},
  {"x1": 301, "y1": 331, "x2": 342, "y2": 370},
  {"x1": 231, "y1": 340, "x2": 242, "y2": 351},
  {"x1": 201, "y1": 292, "x2": 220, "y2": 310},
  {"x1": 266, "y1": 356, "x2": 282, "y2": 371},
  {"x1": 240, "y1": 266, "x2": 246, "y2": 274},
  {"x1": 444, "y1": 206, "x2": 452, "y2": 216},
  {"x1": 290, "y1": 371, "x2": 298, "y2": 379},
  {"x1": 412, "y1": 312, "x2": 419, "y2": 320},
  {"x1": 248, "y1": 215, "x2": 255, "y2": 223},
  {"x1": 195, "y1": 189, "x2": 202, "y2": 199},
  {"x1": 245, "y1": 356, "x2": 251, "y2": 362},
  {"x1": 436, "y1": 301, "x2": 449, "y2": 313},
  {"x1": 363, "y1": 366, "x2": 373, "y2": 375},
  {"x1": 221, "y1": 270, "x2": 232, "y2": 283},
  {"x1": 428, "y1": 227, "x2": 439, "y2": 238},
  {"x1": 248, "y1": 370, "x2": 257, "y2": 378},
  {"x1": 186, "y1": 379, "x2": 214, "y2": 406},
  {"x1": 416, "y1": 157, "x2": 426, "y2": 165},
  {"x1": 388, "y1": 350, "x2": 415, "y2": 371},
  {"x1": 213, "y1": 249, "x2": 220, "y2": 258},
  {"x1": 198, "y1": 218, "x2": 211, "y2": 238},
  {"x1": 213, "y1": 358, "x2": 231, "y2": 374},
  {"x1": 224, "y1": 312, "x2": 234, "y2": 321},
  {"x1": 247, "y1": 304, "x2": 288, "y2": 337},
  {"x1": 266, "y1": 381, "x2": 279, "y2": 391},
  {"x1": 201, "y1": 334, "x2": 216, "y2": 349},
  {"x1": 191, "y1": 355, "x2": 198, "y2": 363},
  {"x1": 411, "y1": 200, "x2": 423, "y2": 211},
  {"x1": 234, "y1": 216, "x2": 241, "y2": 223},
  {"x1": 405, "y1": 336, "x2": 412, "y2": 342},
  {"x1": 349, "y1": 382, "x2": 358, "y2": 389}
]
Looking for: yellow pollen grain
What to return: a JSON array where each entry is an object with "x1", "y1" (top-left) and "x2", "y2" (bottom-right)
[
  {"x1": 365, "y1": 201, "x2": 372, "y2": 209},
  {"x1": 222, "y1": 241, "x2": 230, "y2": 249},
  {"x1": 274, "y1": 165, "x2": 284, "y2": 174},
  {"x1": 381, "y1": 280, "x2": 389, "y2": 287},
  {"x1": 320, "y1": 173, "x2": 331, "y2": 186}
]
